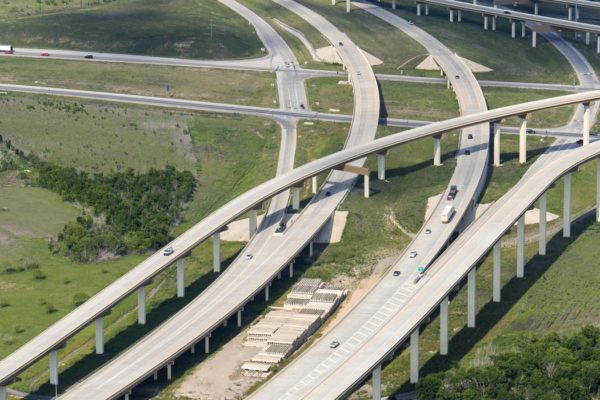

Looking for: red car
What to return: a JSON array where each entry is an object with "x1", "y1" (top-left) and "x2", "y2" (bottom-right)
[{"x1": 40, "y1": 52, "x2": 50, "y2": 56}]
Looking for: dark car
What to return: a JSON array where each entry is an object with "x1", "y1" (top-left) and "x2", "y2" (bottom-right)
[
  {"x1": 40, "y1": 52, "x2": 50, "y2": 56},
  {"x1": 338, "y1": 41, "x2": 343, "y2": 46},
  {"x1": 325, "y1": 191, "x2": 332, "y2": 197},
  {"x1": 274, "y1": 222, "x2": 286, "y2": 236},
  {"x1": 447, "y1": 185, "x2": 458, "y2": 200},
  {"x1": 393, "y1": 270, "x2": 401, "y2": 277},
  {"x1": 465, "y1": 150, "x2": 471, "y2": 155},
  {"x1": 577, "y1": 139, "x2": 584, "y2": 145},
  {"x1": 526, "y1": 128, "x2": 535, "y2": 134},
  {"x1": 468, "y1": 134, "x2": 473, "y2": 139},
  {"x1": 84, "y1": 54, "x2": 94, "y2": 59}
]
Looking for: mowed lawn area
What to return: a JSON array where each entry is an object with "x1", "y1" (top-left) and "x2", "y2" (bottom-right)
[
  {"x1": 0, "y1": 0, "x2": 263, "y2": 59},
  {"x1": 0, "y1": 95, "x2": 280, "y2": 393}
]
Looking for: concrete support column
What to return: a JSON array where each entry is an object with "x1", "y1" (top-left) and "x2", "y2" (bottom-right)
[
  {"x1": 519, "y1": 115, "x2": 527, "y2": 164},
  {"x1": 511, "y1": 22, "x2": 516, "y2": 38},
  {"x1": 458, "y1": 9, "x2": 462, "y2": 22},
  {"x1": 586, "y1": 32, "x2": 591, "y2": 46},
  {"x1": 493, "y1": 123, "x2": 501, "y2": 167},
  {"x1": 312, "y1": 176, "x2": 317, "y2": 194},
  {"x1": 237, "y1": 308, "x2": 243, "y2": 328},
  {"x1": 449, "y1": 9, "x2": 454, "y2": 22},
  {"x1": 125, "y1": 393, "x2": 130, "y2": 400},
  {"x1": 425, "y1": 4, "x2": 429, "y2": 15},
  {"x1": 532, "y1": 31, "x2": 537, "y2": 47},
  {"x1": 377, "y1": 153, "x2": 386, "y2": 180},
  {"x1": 213, "y1": 232, "x2": 221, "y2": 273},
  {"x1": 205, "y1": 334, "x2": 211, "y2": 354},
  {"x1": 410, "y1": 328, "x2": 419, "y2": 383},
  {"x1": 484, "y1": 15, "x2": 488, "y2": 30},
  {"x1": 137, "y1": 286, "x2": 146, "y2": 325},
  {"x1": 434, "y1": 135, "x2": 442, "y2": 166},
  {"x1": 309, "y1": 241, "x2": 314, "y2": 257},
  {"x1": 583, "y1": 103, "x2": 591, "y2": 146},
  {"x1": 167, "y1": 362, "x2": 173, "y2": 381},
  {"x1": 467, "y1": 268, "x2": 476, "y2": 328},
  {"x1": 265, "y1": 283, "x2": 270, "y2": 302},
  {"x1": 534, "y1": 2, "x2": 539, "y2": 14},
  {"x1": 597, "y1": 159, "x2": 600, "y2": 222},
  {"x1": 539, "y1": 192, "x2": 547, "y2": 255},
  {"x1": 517, "y1": 214, "x2": 525, "y2": 278},
  {"x1": 154, "y1": 371, "x2": 158, "y2": 381},
  {"x1": 289, "y1": 262, "x2": 294, "y2": 278},
  {"x1": 493, "y1": 240, "x2": 501, "y2": 302},
  {"x1": 568, "y1": 6, "x2": 573, "y2": 20},
  {"x1": 191, "y1": 343, "x2": 196, "y2": 354},
  {"x1": 223, "y1": 318, "x2": 228, "y2": 328},
  {"x1": 331, "y1": 0, "x2": 335, "y2": 5},
  {"x1": 49, "y1": 350, "x2": 58, "y2": 385},
  {"x1": 492, "y1": 15, "x2": 496, "y2": 31},
  {"x1": 176, "y1": 258, "x2": 184, "y2": 298},
  {"x1": 346, "y1": 0, "x2": 350, "y2": 13},
  {"x1": 417, "y1": 3, "x2": 421, "y2": 16},
  {"x1": 249, "y1": 209, "x2": 258, "y2": 238},
  {"x1": 364, "y1": 175, "x2": 370, "y2": 198},
  {"x1": 372, "y1": 364, "x2": 382, "y2": 400},
  {"x1": 392, "y1": 0, "x2": 396, "y2": 9},
  {"x1": 292, "y1": 187, "x2": 300, "y2": 210},
  {"x1": 0, "y1": 387, "x2": 6, "y2": 400},
  {"x1": 95, "y1": 317, "x2": 104, "y2": 355},
  {"x1": 564, "y1": 173, "x2": 572, "y2": 238},
  {"x1": 440, "y1": 296, "x2": 449, "y2": 355},
  {"x1": 597, "y1": 34, "x2": 600, "y2": 54},
  {"x1": 522, "y1": 22, "x2": 526, "y2": 38}
]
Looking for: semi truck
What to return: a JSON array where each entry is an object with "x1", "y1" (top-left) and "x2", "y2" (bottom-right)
[
  {"x1": 0, "y1": 45, "x2": 14, "y2": 54},
  {"x1": 441, "y1": 205, "x2": 455, "y2": 224}
]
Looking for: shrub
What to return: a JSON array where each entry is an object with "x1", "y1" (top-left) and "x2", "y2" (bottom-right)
[
  {"x1": 0, "y1": 298, "x2": 9, "y2": 308},
  {"x1": 72, "y1": 293, "x2": 90, "y2": 307},
  {"x1": 44, "y1": 303, "x2": 57, "y2": 314},
  {"x1": 32, "y1": 270, "x2": 46, "y2": 280}
]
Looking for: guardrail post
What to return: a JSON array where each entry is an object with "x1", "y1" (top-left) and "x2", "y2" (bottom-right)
[
  {"x1": 49, "y1": 350, "x2": 58, "y2": 385},
  {"x1": 137, "y1": 286, "x2": 146, "y2": 325},
  {"x1": 377, "y1": 153, "x2": 386, "y2": 180},
  {"x1": 517, "y1": 214, "x2": 525, "y2": 278},
  {"x1": 410, "y1": 328, "x2": 419, "y2": 383},
  {"x1": 519, "y1": 115, "x2": 527, "y2": 164},
  {"x1": 539, "y1": 192, "x2": 547, "y2": 255},
  {"x1": 433, "y1": 135, "x2": 442, "y2": 166},
  {"x1": 372, "y1": 364, "x2": 382, "y2": 400},
  {"x1": 468, "y1": 268, "x2": 476, "y2": 328},
  {"x1": 176, "y1": 258, "x2": 185, "y2": 298},
  {"x1": 440, "y1": 296, "x2": 449, "y2": 355},
  {"x1": 564, "y1": 173, "x2": 572, "y2": 238},
  {"x1": 484, "y1": 15, "x2": 488, "y2": 30},
  {"x1": 95, "y1": 317, "x2": 104, "y2": 355},
  {"x1": 493, "y1": 240, "x2": 502, "y2": 302},
  {"x1": 213, "y1": 232, "x2": 221, "y2": 273},
  {"x1": 493, "y1": 122, "x2": 501, "y2": 167},
  {"x1": 583, "y1": 102, "x2": 591, "y2": 146}
]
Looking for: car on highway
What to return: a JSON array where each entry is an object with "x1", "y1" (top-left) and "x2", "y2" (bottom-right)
[
  {"x1": 447, "y1": 185, "x2": 458, "y2": 200},
  {"x1": 393, "y1": 270, "x2": 401, "y2": 277},
  {"x1": 409, "y1": 251, "x2": 418, "y2": 258},
  {"x1": 455, "y1": 75, "x2": 460, "y2": 79},
  {"x1": 577, "y1": 139, "x2": 584, "y2": 145},
  {"x1": 325, "y1": 191, "x2": 332, "y2": 197},
  {"x1": 465, "y1": 150, "x2": 471, "y2": 155},
  {"x1": 526, "y1": 128, "x2": 535, "y2": 134},
  {"x1": 503, "y1": 10, "x2": 511, "y2": 14},
  {"x1": 338, "y1": 41, "x2": 343, "y2": 46},
  {"x1": 425, "y1": 228, "x2": 432, "y2": 234},
  {"x1": 329, "y1": 340, "x2": 340, "y2": 348},
  {"x1": 274, "y1": 222, "x2": 286, "y2": 236},
  {"x1": 84, "y1": 54, "x2": 94, "y2": 59},
  {"x1": 40, "y1": 52, "x2": 50, "y2": 56},
  {"x1": 468, "y1": 134, "x2": 473, "y2": 139},
  {"x1": 407, "y1": 20, "x2": 415, "y2": 25},
  {"x1": 163, "y1": 246, "x2": 174, "y2": 256},
  {"x1": 417, "y1": 266, "x2": 426, "y2": 276},
  {"x1": 245, "y1": 254, "x2": 253, "y2": 260},
  {"x1": 300, "y1": 103, "x2": 305, "y2": 109}
]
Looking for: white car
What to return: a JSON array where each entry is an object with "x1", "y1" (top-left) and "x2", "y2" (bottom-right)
[
  {"x1": 329, "y1": 340, "x2": 340, "y2": 348},
  {"x1": 425, "y1": 229, "x2": 432, "y2": 234},
  {"x1": 245, "y1": 254, "x2": 253, "y2": 260},
  {"x1": 409, "y1": 251, "x2": 418, "y2": 258},
  {"x1": 163, "y1": 246, "x2": 174, "y2": 256}
]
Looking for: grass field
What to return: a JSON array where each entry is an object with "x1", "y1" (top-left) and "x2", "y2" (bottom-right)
[
  {"x1": 0, "y1": 0, "x2": 264, "y2": 59},
  {"x1": 0, "y1": 107, "x2": 280, "y2": 393},
  {"x1": 0, "y1": 57, "x2": 278, "y2": 107},
  {"x1": 483, "y1": 87, "x2": 575, "y2": 128},
  {"x1": 306, "y1": 78, "x2": 459, "y2": 120}
]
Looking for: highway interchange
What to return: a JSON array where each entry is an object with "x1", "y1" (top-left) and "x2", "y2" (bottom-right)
[{"x1": 0, "y1": 0, "x2": 599, "y2": 399}]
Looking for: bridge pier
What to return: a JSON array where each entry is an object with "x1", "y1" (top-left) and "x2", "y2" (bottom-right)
[
  {"x1": 95, "y1": 317, "x2": 104, "y2": 355},
  {"x1": 532, "y1": 31, "x2": 537, "y2": 48},
  {"x1": 223, "y1": 318, "x2": 228, "y2": 328},
  {"x1": 49, "y1": 349, "x2": 58, "y2": 386},
  {"x1": 449, "y1": 9, "x2": 454, "y2": 23},
  {"x1": 492, "y1": 15, "x2": 496, "y2": 31},
  {"x1": 457, "y1": 9, "x2": 462, "y2": 22},
  {"x1": 176, "y1": 258, "x2": 185, "y2": 298},
  {"x1": 364, "y1": 174, "x2": 370, "y2": 198},
  {"x1": 467, "y1": 268, "x2": 476, "y2": 328},
  {"x1": 392, "y1": 0, "x2": 396, "y2": 9},
  {"x1": 417, "y1": 3, "x2": 421, "y2": 16},
  {"x1": 292, "y1": 187, "x2": 301, "y2": 210},
  {"x1": 511, "y1": 21, "x2": 516, "y2": 38},
  {"x1": 583, "y1": 102, "x2": 591, "y2": 146},
  {"x1": 0, "y1": 387, "x2": 6, "y2": 400},
  {"x1": 493, "y1": 240, "x2": 501, "y2": 302},
  {"x1": 564, "y1": 173, "x2": 572, "y2": 238},
  {"x1": 191, "y1": 343, "x2": 195, "y2": 354},
  {"x1": 346, "y1": 0, "x2": 350, "y2": 13},
  {"x1": 289, "y1": 262, "x2": 294, "y2": 277},
  {"x1": 372, "y1": 364, "x2": 382, "y2": 400},
  {"x1": 440, "y1": 296, "x2": 449, "y2": 355},
  {"x1": 568, "y1": 6, "x2": 573, "y2": 21},
  {"x1": 249, "y1": 209, "x2": 258, "y2": 238},
  {"x1": 410, "y1": 327, "x2": 419, "y2": 383},
  {"x1": 534, "y1": 2, "x2": 539, "y2": 14},
  {"x1": 517, "y1": 214, "x2": 525, "y2": 278},
  {"x1": 519, "y1": 115, "x2": 527, "y2": 164},
  {"x1": 154, "y1": 371, "x2": 158, "y2": 380},
  {"x1": 213, "y1": 232, "x2": 221, "y2": 273},
  {"x1": 539, "y1": 192, "x2": 547, "y2": 255},
  {"x1": 312, "y1": 176, "x2": 318, "y2": 194},
  {"x1": 205, "y1": 334, "x2": 211, "y2": 353},
  {"x1": 597, "y1": 34, "x2": 600, "y2": 54},
  {"x1": 597, "y1": 159, "x2": 600, "y2": 222},
  {"x1": 434, "y1": 135, "x2": 442, "y2": 166},
  {"x1": 265, "y1": 283, "x2": 271, "y2": 301},
  {"x1": 309, "y1": 240, "x2": 314, "y2": 257},
  {"x1": 484, "y1": 15, "x2": 488, "y2": 30},
  {"x1": 586, "y1": 32, "x2": 591, "y2": 46},
  {"x1": 522, "y1": 22, "x2": 526, "y2": 38},
  {"x1": 167, "y1": 362, "x2": 173, "y2": 381},
  {"x1": 493, "y1": 122, "x2": 501, "y2": 166},
  {"x1": 425, "y1": 3, "x2": 429, "y2": 15},
  {"x1": 124, "y1": 392, "x2": 131, "y2": 400},
  {"x1": 137, "y1": 286, "x2": 146, "y2": 325},
  {"x1": 377, "y1": 153, "x2": 386, "y2": 180},
  {"x1": 237, "y1": 308, "x2": 243, "y2": 327}
]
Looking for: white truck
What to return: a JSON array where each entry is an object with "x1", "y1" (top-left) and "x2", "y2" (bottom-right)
[
  {"x1": 441, "y1": 205, "x2": 455, "y2": 224},
  {"x1": 0, "y1": 45, "x2": 14, "y2": 54}
]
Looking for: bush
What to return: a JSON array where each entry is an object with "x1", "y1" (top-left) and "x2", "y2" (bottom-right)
[
  {"x1": 44, "y1": 303, "x2": 57, "y2": 314},
  {"x1": 0, "y1": 298, "x2": 9, "y2": 308},
  {"x1": 72, "y1": 293, "x2": 90, "y2": 307},
  {"x1": 14, "y1": 325, "x2": 25, "y2": 334},
  {"x1": 32, "y1": 269, "x2": 46, "y2": 280}
]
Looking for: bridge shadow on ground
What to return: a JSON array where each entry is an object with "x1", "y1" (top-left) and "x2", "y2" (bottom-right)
[
  {"x1": 28, "y1": 249, "x2": 245, "y2": 397},
  {"x1": 389, "y1": 210, "x2": 597, "y2": 396}
]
